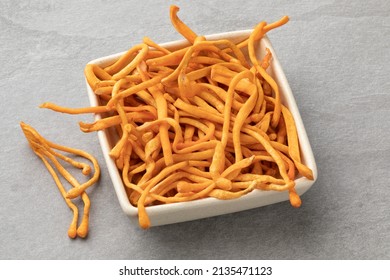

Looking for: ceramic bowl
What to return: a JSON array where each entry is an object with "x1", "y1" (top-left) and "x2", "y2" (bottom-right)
[{"x1": 85, "y1": 30, "x2": 318, "y2": 227}]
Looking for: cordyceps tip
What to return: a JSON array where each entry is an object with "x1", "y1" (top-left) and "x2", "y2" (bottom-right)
[
  {"x1": 82, "y1": 165, "x2": 92, "y2": 176},
  {"x1": 20, "y1": 121, "x2": 28, "y2": 130},
  {"x1": 20, "y1": 122, "x2": 36, "y2": 140},
  {"x1": 139, "y1": 222, "x2": 151, "y2": 230},
  {"x1": 138, "y1": 211, "x2": 151, "y2": 230},
  {"x1": 170, "y1": 5, "x2": 179, "y2": 12},
  {"x1": 68, "y1": 226, "x2": 77, "y2": 239},
  {"x1": 289, "y1": 190, "x2": 302, "y2": 208},
  {"x1": 66, "y1": 188, "x2": 82, "y2": 199},
  {"x1": 77, "y1": 226, "x2": 88, "y2": 239},
  {"x1": 77, "y1": 214, "x2": 89, "y2": 238}
]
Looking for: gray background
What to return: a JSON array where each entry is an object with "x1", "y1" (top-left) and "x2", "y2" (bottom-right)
[{"x1": 1, "y1": 0, "x2": 389, "y2": 259}]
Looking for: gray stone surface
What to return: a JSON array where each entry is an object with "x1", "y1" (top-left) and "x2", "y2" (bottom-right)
[{"x1": 1, "y1": 0, "x2": 389, "y2": 259}]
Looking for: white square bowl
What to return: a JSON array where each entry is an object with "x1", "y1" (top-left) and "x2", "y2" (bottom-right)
[{"x1": 86, "y1": 30, "x2": 318, "y2": 227}]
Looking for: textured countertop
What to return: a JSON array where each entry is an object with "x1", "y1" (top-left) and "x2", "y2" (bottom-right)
[{"x1": 1, "y1": 0, "x2": 389, "y2": 259}]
